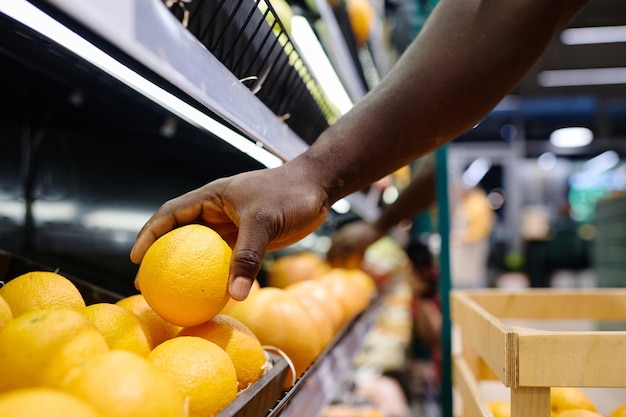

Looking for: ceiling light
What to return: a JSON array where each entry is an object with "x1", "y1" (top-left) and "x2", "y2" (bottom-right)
[
  {"x1": 538, "y1": 68, "x2": 626, "y2": 87},
  {"x1": 1, "y1": 0, "x2": 284, "y2": 169},
  {"x1": 561, "y1": 25, "x2": 626, "y2": 45},
  {"x1": 549, "y1": 127, "x2": 593, "y2": 148},
  {"x1": 290, "y1": 15, "x2": 353, "y2": 116}
]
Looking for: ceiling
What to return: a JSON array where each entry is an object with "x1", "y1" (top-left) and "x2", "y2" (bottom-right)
[{"x1": 455, "y1": 0, "x2": 626, "y2": 155}]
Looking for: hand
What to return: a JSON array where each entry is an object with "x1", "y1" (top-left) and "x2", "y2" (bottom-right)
[
  {"x1": 326, "y1": 221, "x2": 383, "y2": 268},
  {"x1": 130, "y1": 165, "x2": 330, "y2": 300}
]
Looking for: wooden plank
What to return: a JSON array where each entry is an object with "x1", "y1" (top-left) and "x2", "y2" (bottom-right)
[
  {"x1": 517, "y1": 331, "x2": 626, "y2": 387},
  {"x1": 450, "y1": 291, "x2": 513, "y2": 385},
  {"x1": 452, "y1": 355, "x2": 493, "y2": 417},
  {"x1": 511, "y1": 387, "x2": 550, "y2": 417},
  {"x1": 465, "y1": 289, "x2": 626, "y2": 321}
]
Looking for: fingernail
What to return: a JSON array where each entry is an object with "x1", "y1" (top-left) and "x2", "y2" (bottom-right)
[{"x1": 230, "y1": 276, "x2": 252, "y2": 301}]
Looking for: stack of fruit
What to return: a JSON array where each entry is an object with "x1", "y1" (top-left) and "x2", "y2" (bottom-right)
[
  {"x1": 231, "y1": 251, "x2": 378, "y2": 381},
  {"x1": 0, "y1": 224, "x2": 378, "y2": 417},
  {"x1": 0, "y1": 225, "x2": 268, "y2": 417},
  {"x1": 488, "y1": 387, "x2": 626, "y2": 417}
]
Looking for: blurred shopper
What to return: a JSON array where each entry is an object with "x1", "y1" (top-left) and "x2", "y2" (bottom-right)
[
  {"x1": 131, "y1": 0, "x2": 591, "y2": 301},
  {"x1": 449, "y1": 185, "x2": 495, "y2": 288}
]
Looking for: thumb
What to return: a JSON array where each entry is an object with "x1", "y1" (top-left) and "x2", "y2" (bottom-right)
[{"x1": 228, "y1": 220, "x2": 271, "y2": 301}]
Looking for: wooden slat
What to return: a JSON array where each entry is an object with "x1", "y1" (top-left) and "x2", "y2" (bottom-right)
[
  {"x1": 517, "y1": 331, "x2": 626, "y2": 387},
  {"x1": 452, "y1": 355, "x2": 493, "y2": 417},
  {"x1": 464, "y1": 289, "x2": 626, "y2": 321},
  {"x1": 511, "y1": 387, "x2": 550, "y2": 417},
  {"x1": 450, "y1": 291, "x2": 513, "y2": 386}
]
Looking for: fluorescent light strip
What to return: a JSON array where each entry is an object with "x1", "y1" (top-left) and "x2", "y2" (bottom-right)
[
  {"x1": 1, "y1": 0, "x2": 283, "y2": 169},
  {"x1": 291, "y1": 15, "x2": 353, "y2": 115},
  {"x1": 549, "y1": 127, "x2": 593, "y2": 148},
  {"x1": 538, "y1": 67, "x2": 626, "y2": 87},
  {"x1": 561, "y1": 25, "x2": 626, "y2": 45}
]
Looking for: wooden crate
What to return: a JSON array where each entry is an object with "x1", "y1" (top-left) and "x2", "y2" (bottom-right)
[{"x1": 450, "y1": 288, "x2": 626, "y2": 417}]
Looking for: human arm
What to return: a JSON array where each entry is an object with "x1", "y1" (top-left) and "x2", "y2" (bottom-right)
[{"x1": 131, "y1": 0, "x2": 590, "y2": 300}]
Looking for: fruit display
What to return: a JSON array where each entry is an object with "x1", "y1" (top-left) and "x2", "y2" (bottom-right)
[{"x1": 0, "y1": 225, "x2": 382, "y2": 416}]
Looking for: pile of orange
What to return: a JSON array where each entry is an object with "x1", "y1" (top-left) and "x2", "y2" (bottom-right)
[
  {"x1": 0, "y1": 225, "x2": 270, "y2": 417},
  {"x1": 230, "y1": 254, "x2": 377, "y2": 380},
  {"x1": 0, "y1": 224, "x2": 380, "y2": 416}
]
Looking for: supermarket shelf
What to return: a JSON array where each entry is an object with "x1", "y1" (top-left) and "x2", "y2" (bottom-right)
[
  {"x1": 21, "y1": 0, "x2": 309, "y2": 161},
  {"x1": 2, "y1": 0, "x2": 380, "y2": 221}
]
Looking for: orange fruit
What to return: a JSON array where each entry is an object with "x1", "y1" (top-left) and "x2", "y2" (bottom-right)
[
  {"x1": 115, "y1": 294, "x2": 182, "y2": 348},
  {"x1": 284, "y1": 279, "x2": 344, "y2": 333},
  {"x1": 228, "y1": 287, "x2": 323, "y2": 379},
  {"x1": 267, "y1": 252, "x2": 330, "y2": 288},
  {"x1": 346, "y1": 0, "x2": 375, "y2": 46},
  {"x1": 0, "y1": 271, "x2": 85, "y2": 316},
  {"x1": 180, "y1": 314, "x2": 267, "y2": 391},
  {"x1": 135, "y1": 224, "x2": 232, "y2": 327},
  {"x1": 341, "y1": 268, "x2": 377, "y2": 298},
  {"x1": 220, "y1": 280, "x2": 261, "y2": 315},
  {"x1": 148, "y1": 336, "x2": 238, "y2": 417},
  {"x1": 611, "y1": 404, "x2": 626, "y2": 417},
  {"x1": 551, "y1": 387, "x2": 597, "y2": 415},
  {"x1": 0, "y1": 387, "x2": 103, "y2": 417},
  {"x1": 556, "y1": 411, "x2": 603, "y2": 417},
  {"x1": 0, "y1": 308, "x2": 109, "y2": 393},
  {"x1": 285, "y1": 281, "x2": 343, "y2": 334},
  {"x1": 283, "y1": 288, "x2": 334, "y2": 348},
  {"x1": 319, "y1": 268, "x2": 372, "y2": 325},
  {"x1": 0, "y1": 294, "x2": 13, "y2": 331},
  {"x1": 488, "y1": 400, "x2": 511, "y2": 417},
  {"x1": 78, "y1": 303, "x2": 152, "y2": 356},
  {"x1": 61, "y1": 350, "x2": 186, "y2": 417}
]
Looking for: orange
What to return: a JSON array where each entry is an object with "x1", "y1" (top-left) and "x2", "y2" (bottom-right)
[
  {"x1": 341, "y1": 268, "x2": 377, "y2": 298},
  {"x1": 115, "y1": 294, "x2": 182, "y2": 348},
  {"x1": 135, "y1": 224, "x2": 232, "y2": 327},
  {"x1": 488, "y1": 400, "x2": 511, "y2": 417},
  {"x1": 283, "y1": 287, "x2": 334, "y2": 348},
  {"x1": 0, "y1": 294, "x2": 13, "y2": 330},
  {"x1": 0, "y1": 271, "x2": 85, "y2": 317},
  {"x1": 220, "y1": 280, "x2": 261, "y2": 315},
  {"x1": 346, "y1": 0, "x2": 375, "y2": 46},
  {"x1": 61, "y1": 350, "x2": 186, "y2": 417},
  {"x1": 267, "y1": 252, "x2": 330, "y2": 289},
  {"x1": 0, "y1": 308, "x2": 109, "y2": 393},
  {"x1": 228, "y1": 287, "x2": 323, "y2": 379},
  {"x1": 148, "y1": 336, "x2": 238, "y2": 417},
  {"x1": 551, "y1": 387, "x2": 597, "y2": 415},
  {"x1": 180, "y1": 314, "x2": 267, "y2": 391},
  {"x1": 611, "y1": 404, "x2": 626, "y2": 417},
  {"x1": 0, "y1": 387, "x2": 103, "y2": 417},
  {"x1": 78, "y1": 303, "x2": 152, "y2": 356},
  {"x1": 319, "y1": 268, "x2": 372, "y2": 325},
  {"x1": 284, "y1": 279, "x2": 344, "y2": 333},
  {"x1": 556, "y1": 411, "x2": 603, "y2": 417}
]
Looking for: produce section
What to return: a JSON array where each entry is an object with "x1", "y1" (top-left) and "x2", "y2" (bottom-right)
[{"x1": 4, "y1": 0, "x2": 624, "y2": 416}]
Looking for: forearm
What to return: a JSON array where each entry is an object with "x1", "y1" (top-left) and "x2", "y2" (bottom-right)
[
  {"x1": 293, "y1": 0, "x2": 589, "y2": 204},
  {"x1": 374, "y1": 155, "x2": 436, "y2": 233}
]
